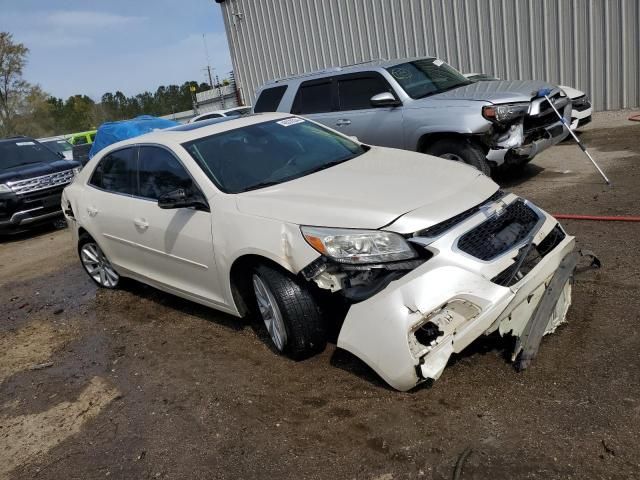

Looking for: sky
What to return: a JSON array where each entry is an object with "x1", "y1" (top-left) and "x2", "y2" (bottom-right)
[{"x1": 0, "y1": 0, "x2": 233, "y2": 100}]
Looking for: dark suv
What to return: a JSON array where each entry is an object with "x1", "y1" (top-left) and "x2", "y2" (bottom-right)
[{"x1": 0, "y1": 137, "x2": 81, "y2": 234}]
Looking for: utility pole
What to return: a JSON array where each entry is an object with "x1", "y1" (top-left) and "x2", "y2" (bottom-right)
[
  {"x1": 202, "y1": 34, "x2": 215, "y2": 90},
  {"x1": 206, "y1": 66, "x2": 214, "y2": 90}
]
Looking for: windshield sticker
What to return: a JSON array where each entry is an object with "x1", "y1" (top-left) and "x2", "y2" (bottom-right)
[
  {"x1": 277, "y1": 117, "x2": 305, "y2": 127},
  {"x1": 390, "y1": 67, "x2": 411, "y2": 80},
  {"x1": 433, "y1": 59, "x2": 444, "y2": 67},
  {"x1": 16, "y1": 141, "x2": 35, "y2": 146}
]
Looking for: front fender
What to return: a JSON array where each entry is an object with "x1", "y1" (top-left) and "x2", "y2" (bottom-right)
[{"x1": 404, "y1": 106, "x2": 494, "y2": 151}]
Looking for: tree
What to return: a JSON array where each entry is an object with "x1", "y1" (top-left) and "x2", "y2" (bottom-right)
[
  {"x1": 12, "y1": 86, "x2": 56, "y2": 137},
  {"x1": 0, "y1": 32, "x2": 30, "y2": 136}
]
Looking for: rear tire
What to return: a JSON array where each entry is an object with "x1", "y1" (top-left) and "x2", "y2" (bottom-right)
[
  {"x1": 78, "y1": 234, "x2": 120, "y2": 289},
  {"x1": 423, "y1": 138, "x2": 492, "y2": 175},
  {"x1": 252, "y1": 264, "x2": 326, "y2": 360}
]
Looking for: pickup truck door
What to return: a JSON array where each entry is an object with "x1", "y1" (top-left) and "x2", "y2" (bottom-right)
[{"x1": 331, "y1": 73, "x2": 404, "y2": 149}]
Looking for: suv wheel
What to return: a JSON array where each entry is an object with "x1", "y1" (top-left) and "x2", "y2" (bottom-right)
[
  {"x1": 78, "y1": 234, "x2": 119, "y2": 288},
  {"x1": 252, "y1": 264, "x2": 326, "y2": 360},
  {"x1": 424, "y1": 139, "x2": 492, "y2": 175}
]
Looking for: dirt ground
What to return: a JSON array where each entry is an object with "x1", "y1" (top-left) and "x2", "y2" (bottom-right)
[{"x1": 1, "y1": 111, "x2": 639, "y2": 480}]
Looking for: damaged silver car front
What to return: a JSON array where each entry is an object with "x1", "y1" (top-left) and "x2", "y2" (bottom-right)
[{"x1": 486, "y1": 90, "x2": 572, "y2": 166}]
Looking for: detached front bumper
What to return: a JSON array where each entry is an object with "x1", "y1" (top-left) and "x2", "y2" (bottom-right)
[{"x1": 336, "y1": 196, "x2": 575, "y2": 391}]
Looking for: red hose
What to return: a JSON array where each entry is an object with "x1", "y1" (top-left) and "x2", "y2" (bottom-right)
[{"x1": 553, "y1": 214, "x2": 640, "y2": 222}]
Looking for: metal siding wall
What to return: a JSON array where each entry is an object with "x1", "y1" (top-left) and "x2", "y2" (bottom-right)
[{"x1": 221, "y1": 0, "x2": 640, "y2": 111}]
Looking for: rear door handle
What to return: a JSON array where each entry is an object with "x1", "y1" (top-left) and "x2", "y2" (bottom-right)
[
  {"x1": 336, "y1": 119, "x2": 351, "y2": 127},
  {"x1": 87, "y1": 206, "x2": 98, "y2": 217},
  {"x1": 134, "y1": 218, "x2": 149, "y2": 230}
]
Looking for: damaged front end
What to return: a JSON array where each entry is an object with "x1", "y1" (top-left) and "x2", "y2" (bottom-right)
[
  {"x1": 301, "y1": 191, "x2": 586, "y2": 391},
  {"x1": 485, "y1": 90, "x2": 572, "y2": 166}
]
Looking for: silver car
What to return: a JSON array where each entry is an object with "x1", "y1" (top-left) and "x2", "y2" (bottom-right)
[{"x1": 254, "y1": 57, "x2": 571, "y2": 174}]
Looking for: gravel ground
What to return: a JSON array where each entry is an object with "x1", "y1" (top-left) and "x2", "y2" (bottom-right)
[{"x1": 1, "y1": 111, "x2": 639, "y2": 480}]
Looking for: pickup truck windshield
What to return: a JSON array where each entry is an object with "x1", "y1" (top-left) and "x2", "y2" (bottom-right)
[
  {"x1": 387, "y1": 59, "x2": 472, "y2": 99},
  {"x1": 183, "y1": 118, "x2": 366, "y2": 193},
  {"x1": 0, "y1": 140, "x2": 59, "y2": 171}
]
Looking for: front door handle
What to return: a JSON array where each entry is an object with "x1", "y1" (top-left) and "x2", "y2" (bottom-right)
[
  {"x1": 134, "y1": 218, "x2": 149, "y2": 230},
  {"x1": 87, "y1": 206, "x2": 98, "y2": 217},
  {"x1": 336, "y1": 119, "x2": 351, "y2": 127}
]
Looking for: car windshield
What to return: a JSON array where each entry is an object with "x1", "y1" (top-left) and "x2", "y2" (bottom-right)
[
  {"x1": 183, "y1": 118, "x2": 366, "y2": 193},
  {"x1": 0, "y1": 140, "x2": 59, "y2": 171},
  {"x1": 387, "y1": 58, "x2": 472, "y2": 99},
  {"x1": 42, "y1": 139, "x2": 72, "y2": 154}
]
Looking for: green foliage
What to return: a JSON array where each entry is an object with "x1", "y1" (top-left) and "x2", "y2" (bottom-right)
[
  {"x1": 2, "y1": 29, "x2": 229, "y2": 137},
  {"x1": 0, "y1": 32, "x2": 30, "y2": 136},
  {"x1": 96, "y1": 81, "x2": 210, "y2": 121}
]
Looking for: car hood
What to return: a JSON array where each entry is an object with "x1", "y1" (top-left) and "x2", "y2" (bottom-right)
[
  {"x1": 0, "y1": 159, "x2": 79, "y2": 184},
  {"x1": 427, "y1": 80, "x2": 557, "y2": 104},
  {"x1": 235, "y1": 147, "x2": 499, "y2": 230},
  {"x1": 558, "y1": 85, "x2": 584, "y2": 100}
]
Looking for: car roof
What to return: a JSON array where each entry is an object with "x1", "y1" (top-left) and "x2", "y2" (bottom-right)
[
  {"x1": 0, "y1": 136, "x2": 36, "y2": 144},
  {"x1": 38, "y1": 136, "x2": 68, "y2": 142},
  {"x1": 69, "y1": 130, "x2": 97, "y2": 137},
  {"x1": 263, "y1": 57, "x2": 436, "y2": 86},
  {"x1": 98, "y1": 112, "x2": 294, "y2": 152},
  {"x1": 191, "y1": 106, "x2": 252, "y2": 120}
]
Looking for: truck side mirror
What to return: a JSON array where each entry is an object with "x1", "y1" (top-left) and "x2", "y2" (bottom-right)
[{"x1": 370, "y1": 92, "x2": 401, "y2": 108}]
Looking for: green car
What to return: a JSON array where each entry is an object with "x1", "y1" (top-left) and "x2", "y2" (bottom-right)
[{"x1": 67, "y1": 130, "x2": 97, "y2": 146}]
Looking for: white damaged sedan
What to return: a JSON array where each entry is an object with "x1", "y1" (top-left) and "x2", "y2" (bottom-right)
[{"x1": 62, "y1": 113, "x2": 576, "y2": 391}]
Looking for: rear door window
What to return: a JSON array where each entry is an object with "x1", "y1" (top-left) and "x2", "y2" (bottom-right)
[
  {"x1": 292, "y1": 80, "x2": 334, "y2": 114},
  {"x1": 89, "y1": 147, "x2": 136, "y2": 195},
  {"x1": 137, "y1": 146, "x2": 193, "y2": 200},
  {"x1": 337, "y1": 74, "x2": 395, "y2": 111},
  {"x1": 254, "y1": 85, "x2": 288, "y2": 113}
]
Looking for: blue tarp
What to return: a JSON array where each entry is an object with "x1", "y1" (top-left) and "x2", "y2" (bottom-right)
[{"x1": 89, "y1": 115, "x2": 179, "y2": 159}]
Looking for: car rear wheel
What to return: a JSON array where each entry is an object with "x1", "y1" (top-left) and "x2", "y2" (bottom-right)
[
  {"x1": 78, "y1": 234, "x2": 119, "y2": 288},
  {"x1": 424, "y1": 139, "x2": 492, "y2": 175},
  {"x1": 252, "y1": 264, "x2": 326, "y2": 360}
]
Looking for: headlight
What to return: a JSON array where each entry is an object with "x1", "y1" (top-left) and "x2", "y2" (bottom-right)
[
  {"x1": 301, "y1": 226, "x2": 417, "y2": 264},
  {"x1": 483, "y1": 102, "x2": 530, "y2": 123},
  {"x1": 0, "y1": 184, "x2": 12, "y2": 193}
]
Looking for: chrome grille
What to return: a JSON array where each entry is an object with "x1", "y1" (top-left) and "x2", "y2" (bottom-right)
[{"x1": 7, "y1": 169, "x2": 75, "y2": 195}]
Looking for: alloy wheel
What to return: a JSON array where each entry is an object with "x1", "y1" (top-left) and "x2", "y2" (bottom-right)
[
  {"x1": 252, "y1": 274, "x2": 288, "y2": 351},
  {"x1": 80, "y1": 242, "x2": 119, "y2": 288}
]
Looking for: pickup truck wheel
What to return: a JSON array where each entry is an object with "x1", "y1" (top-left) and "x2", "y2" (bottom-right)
[
  {"x1": 78, "y1": 234, "x2": 120, "y2": 289},
  {"x1": 252, "y1": 265, "x2": 327, "y2": 360},
  {"x1": 424, "y1": 139, "x2": 492, "y2": 175}
]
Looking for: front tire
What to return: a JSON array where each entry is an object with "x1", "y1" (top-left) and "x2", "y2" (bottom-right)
[
  {"x1": 78, "y1": 234, "x2": 120, "y2": 289},
  {"x1": 252, "y1": 264, "x2": 326, "y2": 360},
  {"x1": 423, "y1": 138, "x2": 492, "y2": 175}
]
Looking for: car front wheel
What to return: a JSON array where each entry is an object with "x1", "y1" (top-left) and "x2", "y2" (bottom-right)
[
  {"x1": 252, "y1": 264, "x2": 326, "y2": 360},
  {"x1": 423, "y1": 138, "x2": 492, "y2": 175}
]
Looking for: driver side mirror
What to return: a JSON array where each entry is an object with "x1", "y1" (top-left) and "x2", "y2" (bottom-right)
[
  {"x1": 158, "y1": 186, "x2": 209, "y2": 212},
  {"x1": 370, "y1": 92, "x2": 401, "y2": 108}
]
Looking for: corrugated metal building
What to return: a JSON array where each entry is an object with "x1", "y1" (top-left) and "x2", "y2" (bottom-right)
[{"x1": 218, "y1": 0, "x2": 639, "y2": 111}]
